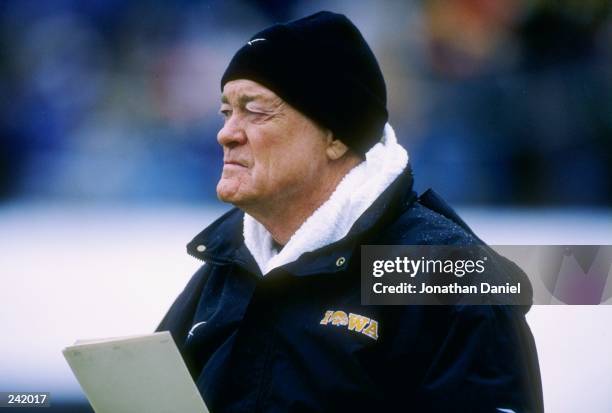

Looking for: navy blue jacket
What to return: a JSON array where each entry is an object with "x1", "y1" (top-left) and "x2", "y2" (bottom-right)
[{"x1": 157, "y1": 169, "x2": 544, "y2": 412}]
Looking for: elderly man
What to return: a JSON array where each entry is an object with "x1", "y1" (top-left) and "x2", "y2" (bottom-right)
[{"x1": 158, "y1": 11, "x2": 543, "y2": 412}]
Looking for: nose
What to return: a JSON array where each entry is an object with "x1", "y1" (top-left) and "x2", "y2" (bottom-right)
[{"x1": 217, "y1": 116, "x2": 247, "y2": 148}]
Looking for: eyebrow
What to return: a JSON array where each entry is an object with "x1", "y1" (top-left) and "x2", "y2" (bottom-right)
[{"x1": 220, "y1": 94, "x2": 270, "y2": 106}]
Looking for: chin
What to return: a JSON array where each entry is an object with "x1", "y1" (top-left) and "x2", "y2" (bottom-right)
[
  {"x1": 216, "y1": 188, "x2": 239, "y2": 204},
  {"x1": 216, "y1": 180, "x2": 249, "y2": 206}
]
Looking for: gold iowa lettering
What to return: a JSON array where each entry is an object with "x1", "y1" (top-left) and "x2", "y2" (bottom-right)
[{"x1": 319, "y1": 310, "x2": 379, "y2": 340}]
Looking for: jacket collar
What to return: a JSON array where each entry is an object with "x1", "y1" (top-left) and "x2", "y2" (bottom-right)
[{"x1": 187, "y1": 165, "x2": 416, "y2": 277}]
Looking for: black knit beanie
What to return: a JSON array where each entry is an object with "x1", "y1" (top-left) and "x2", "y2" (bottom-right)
[{"x1": 221, "y1": 11, "x2": 388, "y2": 155}]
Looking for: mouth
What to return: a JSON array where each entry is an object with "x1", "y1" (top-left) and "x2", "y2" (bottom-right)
[{"x1": 223, "y1": 160, "x2": 248, "y2": 168}]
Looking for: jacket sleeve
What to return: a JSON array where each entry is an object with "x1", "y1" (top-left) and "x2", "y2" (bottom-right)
[
  {"x1": 156, "y1": 264, "x2": 210, "y2": 349},
  {"x1": 388, "y1": 305, "x2": 544, "y2": 413}
]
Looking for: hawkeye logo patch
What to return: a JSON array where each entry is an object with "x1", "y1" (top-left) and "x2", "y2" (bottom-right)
[{"x1": 320, "y1": 310, "x2": 379, "y2": 340}]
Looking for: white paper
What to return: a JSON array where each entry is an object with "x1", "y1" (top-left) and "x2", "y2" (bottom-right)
[{"x1": 63, "y1": 331, "x2": 208, "y2": 413}]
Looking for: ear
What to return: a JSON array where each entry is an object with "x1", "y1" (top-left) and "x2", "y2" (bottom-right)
[{"x1": 325, "y1": 131, "x2": 350, "y2": 160}]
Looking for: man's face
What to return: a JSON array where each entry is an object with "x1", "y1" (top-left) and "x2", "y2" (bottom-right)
[{"x1": 216, "y1": 79, "x2": 330, "y2": 209}]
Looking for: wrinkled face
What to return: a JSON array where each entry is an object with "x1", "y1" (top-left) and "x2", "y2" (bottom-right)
[{"x1": 216, "y1": 79, "x2": 330, "y2": 209}]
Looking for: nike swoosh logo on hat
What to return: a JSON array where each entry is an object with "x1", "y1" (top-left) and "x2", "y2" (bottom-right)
[{"x1": 247, "y1": 38, "x2": 266, "y2": 46}]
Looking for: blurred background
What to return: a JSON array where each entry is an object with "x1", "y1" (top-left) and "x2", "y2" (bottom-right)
[
  {"x1": 1, "y1": 0, "x2": 612, "y2": 204},
  {"x1": 0, "y1": 0, "x2": 611, "y2": 412}
]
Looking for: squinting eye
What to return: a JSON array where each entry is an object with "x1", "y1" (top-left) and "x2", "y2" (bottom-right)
[
  {"x1": 244, "y1": 104, "x2": 267, "y2": 116},
  {"x1": 219, "y1": 109, "x2": 232, "y2": 118},
  {"x1": 246, "y1": 108, "x2": 269, "y2": 118}
]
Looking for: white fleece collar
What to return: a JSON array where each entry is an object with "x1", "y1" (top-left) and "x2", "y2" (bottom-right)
[{"x1": 244, "y1": 123, "x2": 408, "y2": 276}]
